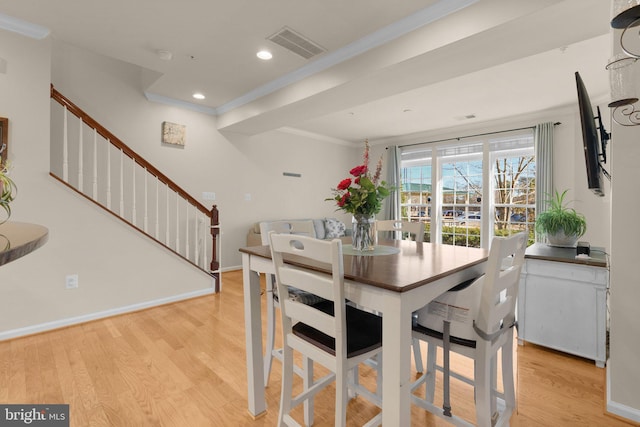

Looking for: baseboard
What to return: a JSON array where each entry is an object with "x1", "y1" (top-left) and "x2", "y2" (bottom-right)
[
  {"x1": 0, "y1": 288, "x2": 216, "y2": 342},
  {"x1": 606, "y1": 361, "x2": 640, "y2": 424}
]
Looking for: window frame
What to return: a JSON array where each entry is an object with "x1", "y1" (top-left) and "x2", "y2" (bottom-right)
[{"x1": 398, "y1": 129, "x2": 535, "y2": 248}]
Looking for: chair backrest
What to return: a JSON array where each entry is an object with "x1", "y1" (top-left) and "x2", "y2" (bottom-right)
[
  {"x1": 377, "y1": 219, "x2": 424, "y2": 242},
  {"x1": 475, "y1": 232, "x2": 527, "y2": 337},
  {"x1": 259, "y1": 220, "x2": 317, "y2": 246},
  {"x1": 269, "y1": 232, "x2": 348, "y2": 359},
  {"x1": 416, "y1": 232, "x2": 527, "y2": 341}
]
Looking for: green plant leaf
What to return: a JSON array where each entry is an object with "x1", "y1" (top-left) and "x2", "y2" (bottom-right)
[{"x1": 535, "y1": 189, "x2": 586, "y2": 237}]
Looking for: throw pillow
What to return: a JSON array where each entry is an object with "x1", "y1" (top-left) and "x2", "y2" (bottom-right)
[{"x1": 325, "y1": 218, "x2": 346, "y2": 238}]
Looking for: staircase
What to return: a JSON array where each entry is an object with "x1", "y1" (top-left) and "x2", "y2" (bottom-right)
[{"x1": 49, "y1": 85, "x2": 220, "y2": 291}]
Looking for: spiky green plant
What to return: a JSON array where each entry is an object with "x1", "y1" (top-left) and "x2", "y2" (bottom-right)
[
  {"x1": 535, "y1": 189, "x2": 586, "y2": 238},
  {"x1": 0, "y1": 160, "x2": 17, "y2": 224}
]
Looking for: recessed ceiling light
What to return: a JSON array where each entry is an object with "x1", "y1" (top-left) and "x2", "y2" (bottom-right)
[
  {"x1": 256, "y1": 50, "x2": 273, "y2": 60},
  {"x1": 157, "y1": 49, "x2": 173, "y2": 61},
  {"x1": 192, "y1": 93, "x2": 205, "y2": 100}
]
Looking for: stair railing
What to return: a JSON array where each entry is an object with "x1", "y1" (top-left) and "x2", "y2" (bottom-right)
[{"x1": 50, "y1": 85, "x2": 220, "y2": 290}]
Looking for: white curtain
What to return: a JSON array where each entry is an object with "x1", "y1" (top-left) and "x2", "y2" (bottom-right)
[{"x1": 534, "y1": 122, "x2": 554, "y2": 242}]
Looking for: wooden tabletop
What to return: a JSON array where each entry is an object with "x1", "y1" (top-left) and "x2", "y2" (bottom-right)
[
  {"x1": 0, "y1": 221, "x2": 49, "y2": 266},
  {"x1": 239, "y1": 238, "x2": 488, "y2": 292}
]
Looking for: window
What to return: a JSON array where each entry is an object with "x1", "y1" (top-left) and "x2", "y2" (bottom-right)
[
  {"x1": 491, "y1": 134, "x2": 535, "y2": 244},
  {"x1": 493, "y1": 154, "x2": 535, "y2": 240},
  {"x1": 400, "y1": 149, "x2": 432, "y2": 242},
  {"x1": 399, "y1": 129, "x2": 535, "y2": 248},
  {"x1": 439, "y1": 142, "x2": 483, "y2": 248}
]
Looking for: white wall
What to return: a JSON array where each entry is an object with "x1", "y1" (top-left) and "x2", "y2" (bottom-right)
[{"x1": 607, "y1": 22, "x2": 640, "y2": 422}]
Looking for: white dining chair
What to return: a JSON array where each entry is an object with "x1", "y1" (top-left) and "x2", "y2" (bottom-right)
[
  {"x1": 376, "y1": 219, "x2": 425, "y2": 373},
  {"x1": 269, "y1": 232, "x2": 383, "y2": 427},
  {"x1": 259, "y1": 220, "x2": 324, "y2": 387},
  {"x1": 411, "y1": 232, "x2": 527, "y2": 427}
]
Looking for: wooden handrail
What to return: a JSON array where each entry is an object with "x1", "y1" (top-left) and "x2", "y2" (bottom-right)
[
  {"x1": 50, "y1": 85, "x2": 220, "y2": 290},
  {"x1": 50, "y1": 85, "x2": 210, "y2": 216}
]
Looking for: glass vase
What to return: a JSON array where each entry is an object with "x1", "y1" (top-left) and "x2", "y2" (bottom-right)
[{"x1": 352, "y1": 214, "x2": 377, "y2": 251}]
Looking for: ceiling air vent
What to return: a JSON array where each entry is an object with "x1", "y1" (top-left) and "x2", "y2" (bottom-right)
[{"x1": 267, "y1": 27, "x2": 326, "y2": 60}]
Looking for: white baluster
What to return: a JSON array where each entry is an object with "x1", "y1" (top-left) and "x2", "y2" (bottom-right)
[
  {"x1": 202, "y1": 217, "x2": 209, "y2": 269},
  {"x1": 155, "y1": 177, "x2": 160, "y2": 239},
  {"x1": 143, "y1": 169, "x2": 148, "y2": 233},
  {"x1": 176, "y1": 194, "x2": 180, "y2": 252},
  {"x1": 92, "y1": 129, "x2": 98, "y2": 201},
  {"x1": 62, "y1": 106, "x2": 68, "y2": 182},
  {"x1": 194, "y1": 209, "x2": 199, "y2": 265},
  {"x1": 106, "y1": 141, "x2": 112, "y2": 210},
  {"x1": 166, "y1": 183, "x2": 170, "y2": 245},
  {"x1": 119, "y1": 150, "x2": 124, "y2": 217},
  {"x1": 131, "y1": 158, "x2": 137, "y2": 226},
  {"x1": 78, "y1": 117, "x2": 83, "y2": 192},
  {"x1": 185, "y1": 202, "x2": 190, "y2": 260}
]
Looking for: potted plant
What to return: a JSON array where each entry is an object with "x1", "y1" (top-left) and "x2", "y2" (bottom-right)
[
  {"x1": 535, "y1": 189, "x2": 586, "y2": 247},
  {"x1": 0, "y1": 160, "x2": 17, "y2": 224}
]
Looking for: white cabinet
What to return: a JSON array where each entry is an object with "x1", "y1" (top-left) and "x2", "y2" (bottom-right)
[{"x1": 517, "y1": 244, "x2": 609, "y2": 367}]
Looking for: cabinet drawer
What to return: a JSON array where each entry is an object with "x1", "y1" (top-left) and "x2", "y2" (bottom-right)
[{"x1": 524, "y1": 259, "x2": 608, "y2": 285}]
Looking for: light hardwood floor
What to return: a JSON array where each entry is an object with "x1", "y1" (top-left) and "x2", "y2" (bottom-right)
[{"x1": 0, "y1": 270, "x2": 636, "y2": 426}]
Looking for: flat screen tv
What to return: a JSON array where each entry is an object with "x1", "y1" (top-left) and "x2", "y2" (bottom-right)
[{"x1": 575, "y1": 71, "x2": 610, "y2": 197}]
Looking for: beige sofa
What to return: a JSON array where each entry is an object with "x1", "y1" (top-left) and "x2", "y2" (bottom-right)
[{"x1": 246, "y1": 218, "x2": 348, "y2": 247}]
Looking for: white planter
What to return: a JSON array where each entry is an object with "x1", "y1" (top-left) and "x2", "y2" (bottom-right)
[{"x1": 547, "y1": 230, "x2": 580, "y2": 247}]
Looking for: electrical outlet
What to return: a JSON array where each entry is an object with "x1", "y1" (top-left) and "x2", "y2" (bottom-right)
[{"x1": 65, "y1": 274, "x2": 78, "y2": 289}]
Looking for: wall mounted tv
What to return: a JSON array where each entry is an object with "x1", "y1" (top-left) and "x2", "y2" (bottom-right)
[{"x1": 575, "y1": 71, "x2": 610, "y2": 197}]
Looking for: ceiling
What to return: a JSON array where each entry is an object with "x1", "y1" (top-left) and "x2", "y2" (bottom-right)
[{"x1": 0, "y1": 0, "x2": 613, "y2": 144}]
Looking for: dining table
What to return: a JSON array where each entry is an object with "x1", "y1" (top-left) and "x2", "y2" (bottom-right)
[{"x1": 239, "y1": 237, "x2": 488, "y2": 426}]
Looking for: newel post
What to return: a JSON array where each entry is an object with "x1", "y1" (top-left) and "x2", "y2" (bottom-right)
[{"x1": 210, "y1": 205, "x2": 220, "y2": 291}]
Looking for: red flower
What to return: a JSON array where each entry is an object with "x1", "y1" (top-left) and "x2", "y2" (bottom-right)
[
  {"x1": 354, "y1": 176, "x2": 361, "y2": 185},
  {"x1": 337, "y1": 178, "x2": 351, "y2": 190},
  {"x1": 350, "y1": 165, "x2": 368, "y2": 177},
  {"x1": 337, "y1": 193, "x2": 350, "y2": 207}
]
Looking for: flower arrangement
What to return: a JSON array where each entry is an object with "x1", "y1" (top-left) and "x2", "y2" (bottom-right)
[
  {"x1": 0, "y1": 159, "x2": 17, "y2": 224},
  {"x1": 327, "y1": 140, "x2": 390, "y2": 216}
]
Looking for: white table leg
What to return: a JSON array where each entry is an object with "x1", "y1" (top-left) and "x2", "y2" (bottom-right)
[
  {"x1": 381, "y1": 293, "x2": 412, "y2": 426},
  {"x1": 242, "y1": 253, "x2": 267, "y2": 418}
]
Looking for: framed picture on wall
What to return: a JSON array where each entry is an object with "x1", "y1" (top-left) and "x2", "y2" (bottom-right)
[
  {"x1": 161, "y1": 121, "x2": 186, "y2": 146},
  {"x1": 0, "y1": 117, "x2": 8, "y2": 165}
]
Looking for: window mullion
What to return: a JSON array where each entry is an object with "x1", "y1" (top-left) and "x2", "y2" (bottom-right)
[{"x1": 432, "y1": 153, "x2": 441, "y2": 244}]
